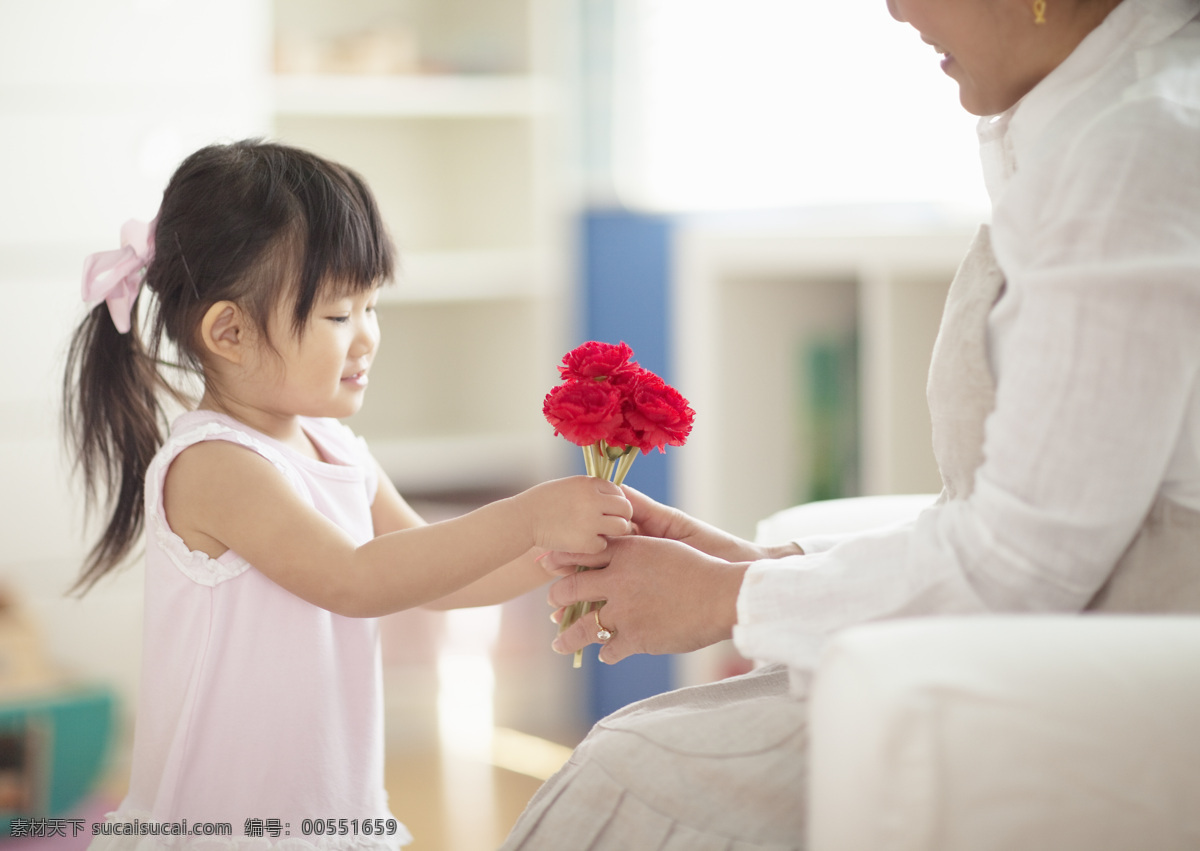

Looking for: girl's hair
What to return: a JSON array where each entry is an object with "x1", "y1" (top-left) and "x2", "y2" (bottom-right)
[{"x1": 63, "y1": 139, "x2": 395, "y2": 594}]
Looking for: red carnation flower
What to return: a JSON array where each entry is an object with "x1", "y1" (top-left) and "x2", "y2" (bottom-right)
[
  {"x1": 622, "y1": 371, "x2": 696, "y2": 454},
  {"x1": 558, "y1": 340, "x2": 638, "y2": 382},
  {"x1": 542, "y1": 379, "x2": 624, "y2": 447},
  {"x1": 541, "y1": 340, "x2": 696, "y2": 668},
  {"x1": 602, "y1": 365, "x2": 648, "y2": 449}
]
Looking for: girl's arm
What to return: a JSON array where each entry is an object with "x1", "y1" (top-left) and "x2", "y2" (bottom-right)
[
  {"x1": 420, "y1": 550, "x2": 549, "y2": 609},
  {"x1": 368, "y1": 460, "x2": 427, "y2": 536},
  {"x1": 163, "y1": 440, "x2": 631, "y2": 618},
  {"x1": 367, "y1": 460, "x2": 553, "y2": 609}
]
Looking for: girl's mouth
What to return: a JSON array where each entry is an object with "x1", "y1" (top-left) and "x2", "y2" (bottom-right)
[{"x1": 342, "y1": 370, "x2": 369, "y2": 387}]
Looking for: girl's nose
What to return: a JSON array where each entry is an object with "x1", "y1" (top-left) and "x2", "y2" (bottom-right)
[
  {"x1": 886, "y1": 0, "x2": 904, "y2": 22},
  {"x1": 352, "y1": 314, "x2": 379, "y2": 356}
]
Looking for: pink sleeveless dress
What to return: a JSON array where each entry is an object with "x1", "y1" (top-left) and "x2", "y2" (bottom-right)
[{"x1": 92, "y1": 410, "x2": 411, "y2": 849}]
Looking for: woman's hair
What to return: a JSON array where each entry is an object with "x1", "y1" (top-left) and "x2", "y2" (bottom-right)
[{"x1": 62, "y1": 139, "x2": 395, "y2": 593}]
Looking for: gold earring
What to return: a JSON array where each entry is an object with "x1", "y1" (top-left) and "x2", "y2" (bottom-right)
[{"x1": 1033, "y1": 0, "x2": 1047, "y2": 24}]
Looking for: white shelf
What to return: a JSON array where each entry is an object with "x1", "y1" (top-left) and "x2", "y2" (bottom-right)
[
  {"x1": 365, "y1": 433, "x2": 555, "y2": 493},
  {"x1": 383, "y1": 250, "x2": 544, "y2": 303},
  {"x1": 673, "y1": 215, "x2": 977, "y2": 539},
  {"x1": 272, "y1": 73, "x2": 553, "y2": 117},
  {"x1": 272, "y1": 0, "x2": 573, "y2": 496}
]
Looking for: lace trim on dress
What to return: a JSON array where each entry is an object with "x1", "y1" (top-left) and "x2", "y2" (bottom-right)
[
  {"x1": 145, "y1": 421, "x2": 314, "y2": 587},
  {"x1": 88, "y1": 810, "x2": 411, "y2": 850}
]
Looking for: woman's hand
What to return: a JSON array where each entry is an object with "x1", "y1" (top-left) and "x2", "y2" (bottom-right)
[
  {"x1": 535, "y1": 487, "x2": 801, "y2": 662},
  {"x1": 623, "y1": 486, "x2": 802, "y2": 562},
  {"x1": 546, "y1": 535, "x2": 750, "y2": 663}
]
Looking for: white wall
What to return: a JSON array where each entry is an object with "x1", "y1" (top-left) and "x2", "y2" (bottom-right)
[
  {"x1": 608, "y1": 0, "x2": 988, "y2": 214},
  {"x1": 0, "y1": 0, "x2": 271, "y2": 717}
]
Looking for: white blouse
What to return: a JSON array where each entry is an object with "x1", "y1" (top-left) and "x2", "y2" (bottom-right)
[{"x1": 734, "y1": 0, "x2": 1200, "y2": 674}]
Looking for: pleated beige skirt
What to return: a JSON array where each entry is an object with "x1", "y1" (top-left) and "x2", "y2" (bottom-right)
[{"x1": 499, "y1": 664, "x2": 807, "y2": 851}]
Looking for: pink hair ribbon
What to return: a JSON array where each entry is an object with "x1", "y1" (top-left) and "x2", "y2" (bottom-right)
[{"x1": 81, "y1": 216, "x2": 157, "y2": 334}]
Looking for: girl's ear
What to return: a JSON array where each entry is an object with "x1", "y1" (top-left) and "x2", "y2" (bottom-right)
[{"x1": 200, "y1": 301, "x2": 248, "y2": 364}]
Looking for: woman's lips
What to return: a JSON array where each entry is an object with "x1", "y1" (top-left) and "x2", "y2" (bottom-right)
[{"x1": 924, "y1": 39, "x2": 955, "y2": 74}]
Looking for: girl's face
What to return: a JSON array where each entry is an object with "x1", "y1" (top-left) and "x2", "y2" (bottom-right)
[
  {"x1": 253, "y1": 286, "x2": 381, "y2": 423},
  {"x1": 885, "y1": 0, "x2": 1089, "y2": 116}
]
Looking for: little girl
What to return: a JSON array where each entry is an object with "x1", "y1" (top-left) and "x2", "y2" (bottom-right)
[{"x1": 62, "y1": 139, "x2": 631, "y2": 849}]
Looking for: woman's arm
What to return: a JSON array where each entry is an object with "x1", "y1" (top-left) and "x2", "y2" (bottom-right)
[
  {"x1": 612, "y1": 486, "x2": 802, "y2": 562},
  {"x1": 163, "y1": 441, "x2": 632, "y2": 617}
]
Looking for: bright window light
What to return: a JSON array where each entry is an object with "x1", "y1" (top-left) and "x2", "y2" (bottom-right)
[{"x1": 612, "y1": 0, "x2": 989, "y2": 214}]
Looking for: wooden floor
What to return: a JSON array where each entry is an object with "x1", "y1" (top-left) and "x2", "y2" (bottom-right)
[
  {"x1": 385, "y1": 749, "x2": 549, "y2": 850},
  {"x1": 377, "y1": 593, "x2": 588, "y2": 849},
  {"x1": 375, "y1": 493, "x2": 587, "y2": 848},
  {"x1": 94, "y1": 743, "x2": 559, "y2": 851},
  {"x1": 97, "y1": 699, "x2": 579, "y2": 851}
]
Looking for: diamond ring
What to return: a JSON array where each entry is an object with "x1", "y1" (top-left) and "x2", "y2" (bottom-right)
[{"x1": 594, "y1": 608, "x2": 615, "y2": 642}]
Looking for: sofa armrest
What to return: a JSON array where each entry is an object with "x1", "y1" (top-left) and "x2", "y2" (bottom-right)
[
  {"x1": 808, "y1": 616, "x2": 1200, "y2": 851},
  {"x1": 755, "y1": 494, "x2": 937, "y2": 548}
]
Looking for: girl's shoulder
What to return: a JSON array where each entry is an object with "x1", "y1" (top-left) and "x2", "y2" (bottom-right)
[
  {"x1": 147, "y1": 412, "x2": 314, "y2": 539},
  {"x1": 162, "y1": 412, "x2": 368, "y2": 470},
  {"x1": 144, "y1": 413, "x2": 306, "y2": 587},
  {"x1": 150, "y1": 413, "x2": 376, "y2": 512},
  {"x1": 154, "y1": 410, "x2": 304, "y2": 487},
  {"x1": 149, "y1": 412, "x2": 375, "y2": 516}
]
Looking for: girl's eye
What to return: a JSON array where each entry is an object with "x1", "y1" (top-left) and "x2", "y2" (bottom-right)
[{"x1": 327, "y1": 315, "x2": 350, "y2": 324}]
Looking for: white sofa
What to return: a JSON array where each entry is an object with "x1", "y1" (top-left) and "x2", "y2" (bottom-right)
[{"x1": 756, "y1": 496, "x2": 1200, "y2": 851}]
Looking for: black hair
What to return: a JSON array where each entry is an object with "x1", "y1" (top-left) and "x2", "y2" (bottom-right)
[{"x1": 62, "y1": 139, "x2": 395, "y2": 593}]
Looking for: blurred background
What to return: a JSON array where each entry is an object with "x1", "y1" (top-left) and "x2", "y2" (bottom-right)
[{"x1": 0, "y1": 0, "x2": 986, "y2": 847}]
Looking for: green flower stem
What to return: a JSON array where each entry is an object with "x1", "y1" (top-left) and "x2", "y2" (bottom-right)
[
  {"x1": 557, "y1": 444, "x2": 641, "y2": 667},
  {"x1": 612, "y1": 446, "x2": 638, "y2": 487},
  {"x1": 597, "y1": 442, "x2": 614, "y2": 480},
  {"x1": 573, "y1": 601, "x2": 593, "y2": 668},
  {"x1": 560, "y1": 443, "x2": 600, "y2": 667}
]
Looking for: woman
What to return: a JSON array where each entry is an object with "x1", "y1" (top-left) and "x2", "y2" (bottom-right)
[{"x1": 503, "y1": 0, "x2": 1200, "y2": 847}]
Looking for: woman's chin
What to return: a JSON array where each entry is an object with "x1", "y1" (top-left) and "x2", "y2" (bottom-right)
[
  {"x1": 956, "y1": 86, "x2": 1001, "y2": 118},
  {"x1": 958, "y1": 95, "x2": 990, "y2": 117},
  {"x1": 956, "y1": 79, "x2": 1027, "y2": 118}
]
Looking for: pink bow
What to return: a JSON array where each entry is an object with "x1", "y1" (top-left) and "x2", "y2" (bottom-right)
[{"x1": 81, "y1": 216, "x2": 157, "y2": 334}]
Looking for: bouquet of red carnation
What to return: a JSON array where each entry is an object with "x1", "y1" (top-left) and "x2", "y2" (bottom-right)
[{"x1": 543, "y1": 341, "x2": 695, "y2": 666}]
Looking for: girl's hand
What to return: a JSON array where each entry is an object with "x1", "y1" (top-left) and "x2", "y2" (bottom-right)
[{"x1": 516, "y1": 476, "x2": 633, "y2": 554}]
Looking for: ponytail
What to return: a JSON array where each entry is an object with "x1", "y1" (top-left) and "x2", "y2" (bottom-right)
[{"x1": 62, "y1": 298, "x2": 178, "y2": 594}]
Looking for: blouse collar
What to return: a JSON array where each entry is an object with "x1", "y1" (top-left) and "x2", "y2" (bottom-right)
[{"x1": 977, "y1": 0, "x2": 1200, "y2": 203}]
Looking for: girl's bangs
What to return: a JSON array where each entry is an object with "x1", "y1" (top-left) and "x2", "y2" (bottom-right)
[{"x1": 291, "y1": 162, "x2": 395, "y2": 327}]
